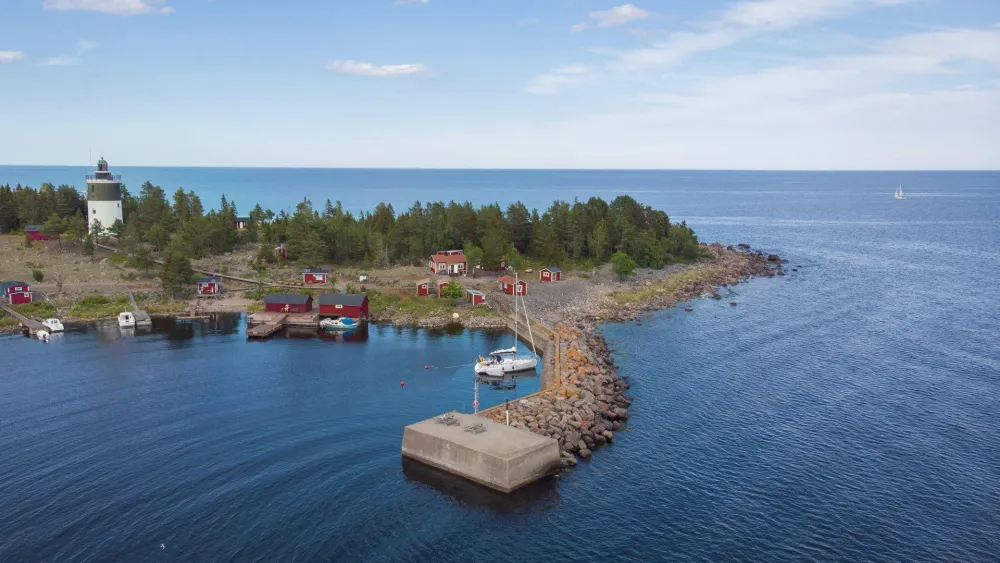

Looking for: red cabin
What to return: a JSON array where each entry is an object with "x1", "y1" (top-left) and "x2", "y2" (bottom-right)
[
  {"x1": 303, "y1": 269, "x2": 329, "y2": 285},
  {"x1": 498, "y1": 275, "x2": 527, "y2": 296},
  {"x1": 416, "y1": 279, "x2": 430, "y2": 296},
  {"x1": 539, "y1": 267, "x2": 563, "y2": 282},
  {"x1": 24, "y1": 225, "x2": 50, "y2": 241},
  {"x1": 429, "y1": 250, "x2": 467, "y2": 275},
  {"x1": 318, "y1": 293, "x2": 369, "y2": 319},
  {"x1": 196, "y1": 277, "x2": 222, "y2": 296},
  {"x1": 1, "y1": 281, "x2": 32, "y2": 304},
  {"x1": 467, "y1": 289, "x2": 486, "y2": 306},
  {"x1": 263, "y1": 293, "x2": 313, "y2": 313}
]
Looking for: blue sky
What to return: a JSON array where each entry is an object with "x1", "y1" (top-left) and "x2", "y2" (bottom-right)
[{"x1": 1, "y1": 0, "x2": 998, "y2": 169}]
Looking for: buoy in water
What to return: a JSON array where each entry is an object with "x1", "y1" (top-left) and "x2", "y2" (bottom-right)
[
  {"x1": 424, "y1": 365, "x2": 429, "y2": 370},
  {"x1": 400, "y1": 381, "x2": 405, "y2": 387}
]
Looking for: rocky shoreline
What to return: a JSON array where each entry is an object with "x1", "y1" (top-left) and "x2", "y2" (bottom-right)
[{"x1": 481, "y1": 246, "x2": 777, "y2": 466}]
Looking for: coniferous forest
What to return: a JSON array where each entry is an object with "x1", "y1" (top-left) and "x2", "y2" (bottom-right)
[{"x1": 0, "y1": 181, "x2": 703, "y2": 272}]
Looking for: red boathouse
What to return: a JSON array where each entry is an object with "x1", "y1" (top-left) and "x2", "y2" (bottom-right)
[
  {"x1": 498, "y1": 275, "x2": 527, "y2": 296},
  {"x1": 539, "y1": 267, "x2": 562, "y2": 282},
  {"x1": 263, "y1": 293, "x2": 313, "y2": 313},
  {"x1": 318, "y1": 293, "x2": 369, "y2": 319},
  {"x1": 196, "y1": 277, "x2": 222, "y2": 296},
  {"x1": 303, "y1": 269, "x2": 329, "y2": 284},
  {"x1": 1, "y1": 281, "x2": 32, "y2": 304}
]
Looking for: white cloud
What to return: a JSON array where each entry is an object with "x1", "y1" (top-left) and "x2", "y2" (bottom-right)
[
  {"x1": 614, "y1": 0, "x2": 916, "y2": 71},
  {"x1": 391, "y1": 0, "x2": 428, "y2": 5},
  {"x1": 572, "y1": 4, "x2": 651, "y2": 32},
  {"x1": 38, "y1": 39, "x2": 99, "y2": 67},
  {"x1": 525, "y1": 64, "x2": 589, "y2": 95},
  {"x1": 520, "y1": 26, "x2": 1000, "y2": 168},
  {"x1": 325, "y1": 59, "x2": 428, "y2": 77},
  {"x1": 0, "y1": 51, "x2": 25, "y2": 64},
  {"x1": 42, "y1": 0, "x2": 172, "y2": 16}
]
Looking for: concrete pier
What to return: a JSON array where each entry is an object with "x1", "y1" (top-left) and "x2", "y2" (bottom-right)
[{"x1": 402, "y1": 412, "x2": 561, "y2": 493}]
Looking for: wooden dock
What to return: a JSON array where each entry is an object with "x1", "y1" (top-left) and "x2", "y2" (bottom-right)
[
  {"x1": 247, "y1": 322, "x2": 283, "y2": 339},
  {"x1": 0, "y1": 304, "x2": 47, "y2": 335},
  {"x1": 127, "y1": 290, "x2": 152, "y2": 327}
]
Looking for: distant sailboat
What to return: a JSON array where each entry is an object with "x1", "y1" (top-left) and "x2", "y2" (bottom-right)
[{"x1": 895, "y1": 184, "x2": 906, "y2": 200}]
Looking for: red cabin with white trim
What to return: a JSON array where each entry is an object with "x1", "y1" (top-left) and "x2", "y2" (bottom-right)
[
  {"x1": 196, "y1": 277, "x2": 222, "y2": 296},
  {"x1": 416, "y1": 279, "x2": 430, "y2": 296},
  {"x1": 0, "y1": 281, "x2": 32, "y2": 304},
  {"x1": 303, "y1": 269, "x2": 329, "y2": 285},
  {"x1": 467, "y1": 289, "x2": 486, "y2": 305},
  {"x1": 539, "y1": 267, "x2": 562, "y2": 282},
  {"x1": 498, "y1": 275, "x2": 527, "y2": 296},
  {"x1": 429, "y1": 250, "x2": 467, "y2": 275}
]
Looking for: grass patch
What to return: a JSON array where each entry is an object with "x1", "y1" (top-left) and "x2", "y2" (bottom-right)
[
  {"x1": 0, "y1": 315, "x2": 20, "y2": 328},
  {"x1": 611, "y1": 267, "x2": 720, "y2": 305},
  {"x1": 11, "y1": 301, "x2": 58, "y2": 318},
  {"x1": 369, "y1": 292, "x2": 457, "y2": 318},
  {"x1": 67, "y1": 295, "x2": 131, "y2": 319},
  {"x1": 246, "y1": 303, "x2": 265, "y2": 313}
]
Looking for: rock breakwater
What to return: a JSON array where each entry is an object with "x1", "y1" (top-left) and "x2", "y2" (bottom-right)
[{"x1": 482, "y1": 246, "x2": 778, "y2": 466}]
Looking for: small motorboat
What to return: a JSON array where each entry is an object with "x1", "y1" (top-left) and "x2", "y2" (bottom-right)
[
  {"x1": 36, "y1": 329, "x2": 50, "y2": 341},
  {"x1": 118, "y1": 311, "x2": 136, "y2": 329},
  {"x1": 42, "y1": 318, "x2": 64, "y2": 332},
  {"x1": 320, "y1": 317, "x2": 358, "y2": 331}
]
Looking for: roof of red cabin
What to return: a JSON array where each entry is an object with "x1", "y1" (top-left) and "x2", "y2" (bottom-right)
[
  {"x1": 498, "y1": 275, "x2": 522, "y2": 284},
  {"x1": 430, "y1": 254, "x2": 467, "y2": 264}
]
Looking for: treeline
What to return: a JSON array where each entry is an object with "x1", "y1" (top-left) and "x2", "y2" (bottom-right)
[
  {"x1": 0, "y1": 183, "x2": 88, "y2": 233},
  {"x1": 3, "y1": 179, "x2": 702, "y2": 272},
  {"x1": 267, "y1": 195, "x2": 701, "y2": 270}
]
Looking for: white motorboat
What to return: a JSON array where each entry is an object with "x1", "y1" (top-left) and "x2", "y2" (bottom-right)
[
  {"x1": 36, "y1": 329, "x2": 50, "y2": 341},
  {"x1": 320, "y1": 317, "x2": 359, "y2": 331},
  {"x1": 474, "y1": 271, "x2": 539, "y2": 377},
  {"x1": 118, "y1": 311, "x2": 136, "y2": 329},
  {"x1": 42, "y1": 318, "x2": 64, "y2": 332},
  {"x1": 895, "y1": 184, "x2": 906, "y2": 200}
]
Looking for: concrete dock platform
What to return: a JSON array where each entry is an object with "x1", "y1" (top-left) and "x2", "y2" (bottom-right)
[{"x1": 402, "y1": 412, "x2": 561, "y2": 493}]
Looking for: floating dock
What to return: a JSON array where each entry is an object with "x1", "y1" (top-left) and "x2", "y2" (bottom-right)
[{"x1": 402, "y1": 412, "x2": 560, "y2": 493}]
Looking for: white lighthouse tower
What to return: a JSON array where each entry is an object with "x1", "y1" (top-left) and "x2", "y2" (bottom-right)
[{"x1": 86, "y1": 157, "x2": 123, "y2": 233}]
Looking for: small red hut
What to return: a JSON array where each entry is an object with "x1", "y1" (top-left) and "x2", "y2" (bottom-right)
[
  {"x1": 467, "y1": 289, "x2": 486, "y2": 306},
  {"x1": 0, "y1": 281, "x2": 32, "y2": 304},
  {"x1": 539, "y1": 267, "x2": 562, "y2": 282},
  {"x1": 498, "y1": 275, "x2": 527, "y2": 296},
  {"x1": 263, "y1": 293, "x2": 313, "y2": 313},
  {"x1": 196, "y1": 277, "x2": 222, "y2": 296},
  {"x1": 24, "y1": 225, "x2": 50, "y2": 241},
  {"x1": 303, "y1": 269, "x2": 329, "y2": 285},
  {"x1": 318, "y1": 293, "x2": 369, "y2": 319},
  {"x1": 416, "y1": 279, "x2": 430, "y2": 296}
]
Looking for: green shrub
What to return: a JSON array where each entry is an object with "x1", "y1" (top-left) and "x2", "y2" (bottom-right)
[
  {"x1": 32, "y1": 269, "x2": 44, "y2": 283},
  {"x1": 80, "y1": 295, "x2": 111, "y2": 307}
]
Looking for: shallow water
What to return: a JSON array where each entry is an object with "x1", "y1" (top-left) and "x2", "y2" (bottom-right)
[{"x1": 1, "y1": 170, "x2": 999, "y2": 562}]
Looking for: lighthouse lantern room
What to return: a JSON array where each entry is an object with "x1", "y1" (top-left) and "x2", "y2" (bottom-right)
[{"x1": 86, "y1": 158, "x2": 123, "y2": 232}]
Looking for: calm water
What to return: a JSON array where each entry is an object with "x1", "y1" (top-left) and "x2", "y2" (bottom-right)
[{"x1": 2, "y1": 169, "x2": 999, "y2": 562}]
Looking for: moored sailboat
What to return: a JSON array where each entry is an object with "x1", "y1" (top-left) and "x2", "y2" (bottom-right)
[
  {"x1": 895, "y1": 184, "x2": 905, "y2": 200},
  {"x1": 474, "y1": 272, "x2": 538, "y2": 377}
]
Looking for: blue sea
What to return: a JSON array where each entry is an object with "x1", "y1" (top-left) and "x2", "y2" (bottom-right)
[{"x1": 1, "y1": 168, "x2": 998, "y2": 562}]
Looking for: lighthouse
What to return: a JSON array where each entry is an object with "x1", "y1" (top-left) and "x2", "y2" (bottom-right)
[{"x1": 86, "y1": 157, "x2": 123, "y2": 232}]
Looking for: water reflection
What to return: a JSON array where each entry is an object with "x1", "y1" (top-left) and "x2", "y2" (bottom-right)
[{"x1": 401, "y1": 457, "x2": 560, "y2": 514}]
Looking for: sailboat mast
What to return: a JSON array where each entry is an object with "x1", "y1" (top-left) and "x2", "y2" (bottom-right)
[{"x1": 513, "y1": 270, "x2": 518, "y2": 349}]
